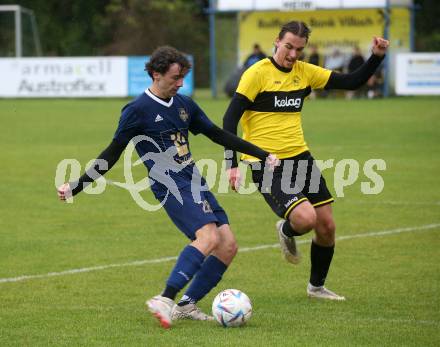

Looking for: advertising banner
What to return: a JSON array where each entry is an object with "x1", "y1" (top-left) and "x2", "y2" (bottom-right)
[
  {"x1": 0, "y1": 56, "x2": 194, "y2": 98},
  {"x1": 217, "y1": 0, "x2": 393, "y2": 11},
  {"x1": 127, "y1": 56, "x2": 193, "y2": 97},
  {"x1": 0, "y1": 57, "x2": 127, "y2": 97},
  {"x1": 395, "y1": 53, "x2": 440, "y2": 95},
  {"x1": 238, "y1": 8, "x2": 410, "y2": 63}
]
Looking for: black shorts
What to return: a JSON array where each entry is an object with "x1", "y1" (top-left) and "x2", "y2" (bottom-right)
[{"x1": 250, "y1": 151, "x2": 334, "y2": 219}]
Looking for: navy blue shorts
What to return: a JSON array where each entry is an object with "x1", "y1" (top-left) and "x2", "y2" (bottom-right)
[{"x1": 159, "y1": 187, "x2": 229, "y2": 240}]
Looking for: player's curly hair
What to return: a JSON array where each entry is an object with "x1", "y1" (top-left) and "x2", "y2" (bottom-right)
[
  {"x1": 278, "y1": 21, "x2": 311, "y2": 42},
  {"x1": 145, "y1": 46, "x2": 191, "y2": 79}
]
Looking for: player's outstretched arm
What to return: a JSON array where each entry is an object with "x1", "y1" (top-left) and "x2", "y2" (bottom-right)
[
  {"x1": 222, "y1": 93, "x2": 253, "y2": 168},
  {"x1": 204, "y1": 124, "x2": 271, "y2": 163},
  {"x1": 204, "y1": 125, "x2": 279, "y2": 191},
  {"x1": 57, "y1": 139, "x2": 126, "y2": 202},
  {"x1": 221, "y1": 93, "x2": 259, "y2": 191},
  {"x1": 325, "y1": 36, "x2": 389, "y2": 91}
]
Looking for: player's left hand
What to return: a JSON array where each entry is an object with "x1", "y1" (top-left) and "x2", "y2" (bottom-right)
[
  {"x1": 265, "y1": 154, "x2": 280, "y2": 172},
  {"x1": 372, "y1": 36, "x2": 389, "y2": 56}
]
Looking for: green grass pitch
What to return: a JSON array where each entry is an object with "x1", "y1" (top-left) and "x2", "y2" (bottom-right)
[{"x1": 0, "y1": 95, "x2": 439, "y2": 346}]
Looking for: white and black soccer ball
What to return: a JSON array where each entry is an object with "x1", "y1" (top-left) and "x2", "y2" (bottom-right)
[{"x1": 212, "y1": 289, "x2": 252, "y2": 327}]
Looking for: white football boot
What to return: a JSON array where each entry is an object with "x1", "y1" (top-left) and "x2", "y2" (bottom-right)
[
  {"x1": 146, "y1": 295, "x2": 175, "y2": 328},
  {"x1": 171, "y1": 303, "x2": 214, "y2": 321},
  {"x1": 276, "y1": 220, "x2": 301, "y2": 264},
  {"x1": 307, "y1": 283, "x2": 346, "y2": 301}
]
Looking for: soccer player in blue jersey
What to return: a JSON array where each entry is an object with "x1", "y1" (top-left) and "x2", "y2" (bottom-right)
[{"x1": 57, "y1": 46, "x2": 278, "y2": 329}]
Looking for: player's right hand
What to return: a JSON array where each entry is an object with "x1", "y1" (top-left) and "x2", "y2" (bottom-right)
[
  {"x1": 57, "y1": 182, "x2": 72, "y2": 202},
  {"x1": 371, "y1": 36, "x2": 389, "y2": 56},
  {"x1": 226, "y1": 167, "x2": 242, "y2": 192},
  {"x1": 266, "y1": 154, "x2": 280, "y2": 172}
]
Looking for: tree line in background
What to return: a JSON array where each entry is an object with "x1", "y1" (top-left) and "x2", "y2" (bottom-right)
[
  {"x1": 0, "y1": 0, "x2": 210, "y2": 86},
  {"x1": 0, "y1": 0, "x2": 438, "y2": 87},
  {"x1": 414, "y1": 0, "x2": 440, "y2": 52}
]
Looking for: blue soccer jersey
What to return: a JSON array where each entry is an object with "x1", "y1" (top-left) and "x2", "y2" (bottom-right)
[{"x1": 114, "y1": 89, "x2": 214, "y2": 198}]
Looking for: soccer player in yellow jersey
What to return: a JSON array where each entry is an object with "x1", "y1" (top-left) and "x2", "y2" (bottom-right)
[{"x1": 223, "y1": 21, "x2": 389, "y2": 300}]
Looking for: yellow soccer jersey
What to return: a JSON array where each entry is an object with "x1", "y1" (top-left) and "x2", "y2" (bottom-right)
[{"x1": 236, "y1": 57, "x2": 331, "y2": 161}]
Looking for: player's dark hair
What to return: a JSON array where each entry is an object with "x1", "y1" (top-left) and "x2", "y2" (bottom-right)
[
  {"x1": 145, "y1": 46, "x2": 191, "y2": 79},
  {"x1": 278, "y1": 21, "x2": 311, "y2": 42}
]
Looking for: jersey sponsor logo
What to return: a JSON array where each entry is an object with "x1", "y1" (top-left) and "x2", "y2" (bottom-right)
[
  {"x1": 274, "y1": 95, "x2": 302, "y2": 108},
  {"x1": 170, "y1": 132, "x2": 190, "y2": 159},
  {"x1": 284, "y1": 196, "x2": 299, "y2": 208},
  {"x1": 155, "y1": 114, "x2": 163, "y2": 122},
  {"x1": 248, "y1": 87, "x2": 311, "y2": 113}
]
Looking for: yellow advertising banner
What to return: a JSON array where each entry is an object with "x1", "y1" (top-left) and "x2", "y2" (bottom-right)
[{"x1": 239, "y1": 8, "x2": 410, "y2": 64}]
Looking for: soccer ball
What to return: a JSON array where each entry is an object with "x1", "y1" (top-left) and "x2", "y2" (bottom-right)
[{"x1": 212, "y1": 289, "x2": 252, "y2": 327}]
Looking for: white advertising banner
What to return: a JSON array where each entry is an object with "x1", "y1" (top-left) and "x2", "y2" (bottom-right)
[
  {"x1": 216, "y1": 0, "x2": 408, "y2": 11},
  {"x1": 395, "y1": 53, "x2": 440, "y2": 95},
  {"x1": 0, "y1": 57, "x2": 127, "y2": 97}
]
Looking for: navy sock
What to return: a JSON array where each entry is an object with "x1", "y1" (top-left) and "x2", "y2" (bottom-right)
[
  {"x1": 164, "y1": 245, "x2": 205, "y2": 299},
  {"x1": 178, "y1": 255, "x2": 227, "y2": 305},
  {"x1": 310, "y1": 241, "x2": 334, "y2": 287},
  {"x1": 282, "y1": 220, "x2": 303, "y2": 237}
]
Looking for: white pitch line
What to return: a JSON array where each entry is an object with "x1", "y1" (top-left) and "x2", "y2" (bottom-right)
[
  {"x1": 238, "y1": 223, "x2": 440, "y2": 251},
  {"x1": 0, "y1": 256, "x2": 178, "y2": 284},
  {"x1": 1, "y1": 223, "x2": 439, "y2": 284},
  {"x1": 220, "y1": 194, "x2": 440, "y2": 206},
  {"x1": 340, "y1": 200, "x2": 440, "y2": 206},
  {"x1": 333, "y1": 315, "x2": 440, "y2": 327}
]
